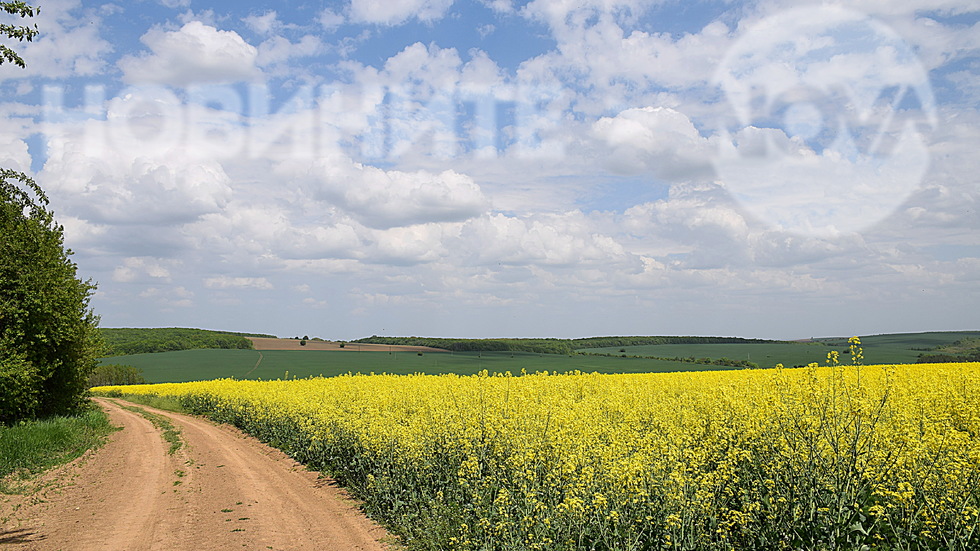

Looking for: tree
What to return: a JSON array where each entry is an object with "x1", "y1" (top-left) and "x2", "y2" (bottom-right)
[
  {"x1": 1, "y1": 2, "x2": 39, "y2": 68},
  {"x1": 1, "y1": 3, "x2": 101, "y2": 424}
]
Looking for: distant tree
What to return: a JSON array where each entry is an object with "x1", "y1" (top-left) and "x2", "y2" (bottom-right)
[
  {"x1": 87, "y1": 364, "x2": 147, "y2": 388},
  {"x1": 300, "y1": 339, "x2": 307, "y2": 346},
  {"x1": 1, "y1": 5, "x2": 101, "y2": 424}
]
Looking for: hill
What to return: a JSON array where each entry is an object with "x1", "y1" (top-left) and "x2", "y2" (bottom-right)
[{"x1": 100, "y1": 327, "x2": 276, "y2": 356}]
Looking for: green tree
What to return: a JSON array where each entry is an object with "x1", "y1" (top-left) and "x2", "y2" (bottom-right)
[
  {"x1": 1, "y1": 2, "x2": 39, "y2": 68},
  {"x1": 1, "y1": 3, "x2": 101, "y2": 424}
]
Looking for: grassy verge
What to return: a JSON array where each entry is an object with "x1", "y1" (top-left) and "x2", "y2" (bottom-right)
[
  {"x1": 102, "y1": 392, "x2": 187, "y2": 414},
  {"x1": 0, "y1": 406, "x2": 116, "y2": 494},
  {"x1": 113, "y1": 402, "x2": 183, "y2": 455}
]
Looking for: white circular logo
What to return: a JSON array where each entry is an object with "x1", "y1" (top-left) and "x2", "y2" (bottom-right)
[{"x1": 712, "y1": 6, "x2": 936, "y2": 236}]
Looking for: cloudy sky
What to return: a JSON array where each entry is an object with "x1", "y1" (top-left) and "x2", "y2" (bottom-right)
[{"x1": 1, "y1": 0, "x2": 977, "y2": 340}]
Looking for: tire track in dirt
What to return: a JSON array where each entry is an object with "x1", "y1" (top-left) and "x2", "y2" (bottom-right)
[{"x1": 0, "y1": 398, "x2": 392, "y2": 551}]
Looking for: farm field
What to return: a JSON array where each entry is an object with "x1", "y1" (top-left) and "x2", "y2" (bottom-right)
[
  {"x1": 582, "y1": 330, "x2": 980, "y2": 367},
  {"x1": 102, "y1": 349, "x2": 704, "y2": 383},
  {"x1": 99, "y1": 331, "x2": 980, "y2": 383},
  {"x1": 95, "y1": 361, "x2": 980, "y2": 550}
]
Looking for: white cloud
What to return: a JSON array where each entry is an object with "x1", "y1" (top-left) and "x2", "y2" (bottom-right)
[
  {"x1": 256, "y1": 35, "x2": 324, "y2": 68},
  {"x1": 244, "y1": 11, "x2": 279, "y2": 35},
  {"x1": 285, "y1": 155, "x2": 490, "y2": 229},
  {"x1": 319, "y1": 9, "x2": 346, "y2": 30},
  {"x1": 203, "y1": 276, "x2": 274, "y2": 290},
  {"x1": 460, "y1": 211, "x2": 629, "y2": 267},
  {"x1": 118, "y1": 21, "x2": 260, "y2": 86},
  {"x1": 593, "y1": 107, "x2": 715, "y2": 179},
  {"x1": 112, "y1": 257, "x2": 174, "y2": 283},
  {"x1": 41, "y1": 126, "x2": 234, "y2": 226},
  {"x1": 349, "y1": 0, "x2": 456, "y2": 25},
  {"x1": 0, "y1": 133, "x2": 32, "y2": 174}
]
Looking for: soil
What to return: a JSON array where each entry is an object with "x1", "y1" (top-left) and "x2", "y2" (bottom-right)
[
  {"x1": 248, "y1": 338, "x2": 445, "y2": 353},
  {"x1": 0, "y1": 399, "x2": 394, "y2": 550}
]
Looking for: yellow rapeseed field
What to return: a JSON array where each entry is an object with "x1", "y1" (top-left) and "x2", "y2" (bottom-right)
[{"x1": 95, "y1": 361, "x2": 980, "y2": 550}]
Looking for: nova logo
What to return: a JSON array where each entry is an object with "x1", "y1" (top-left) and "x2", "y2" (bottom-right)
[{"x1": 712, "y1": 6, "x2": 936, "y2": 237}]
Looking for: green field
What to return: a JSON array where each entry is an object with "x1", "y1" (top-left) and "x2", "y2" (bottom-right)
[
  {"x1": 582, "y1": 342, "x2": 826, "y2": 367},
  {"x1": 581, "y1": 331, "x2": 980, "y2": 368},
  {"x1": 100, "y1": 331, "x2": 980, "y2": 384},
  {"x1": 102, "y1": 349, "x2": 722, "y2": 383}
]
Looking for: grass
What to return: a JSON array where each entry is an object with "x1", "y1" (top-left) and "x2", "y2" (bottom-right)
[
  {"x1": 0, "y1": 407, "x2": 116, "y2": 493},
  {"x1": 115, "y1": 402, "x2": 183, "y2": 454},
  {"x1": 104, "y1": 392, "x2": 187, "y2": 414}
]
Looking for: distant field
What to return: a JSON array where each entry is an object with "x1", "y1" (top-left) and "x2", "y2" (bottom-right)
[
  {"x1": 100, "y1": 330, "x2": 980, "y2": 383},
  {"x1": 102, "y1": 349, "x2": 718, "y2": 384},
  {"x1": 582, "y1": 331, "x2": 980, "y2": 368},
  {"x1": 582, "y1": 342, "x2": 828, "y2": 367}
]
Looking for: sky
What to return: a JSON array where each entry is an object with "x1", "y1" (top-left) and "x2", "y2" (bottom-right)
[{"x1": 1, "y1": 0, "x2": 978, "y2": 340}]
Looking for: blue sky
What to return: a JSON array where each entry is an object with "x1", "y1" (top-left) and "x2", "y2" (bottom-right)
[{"x1": 1, "y1": 0, "x2": 978, "y2": 340}]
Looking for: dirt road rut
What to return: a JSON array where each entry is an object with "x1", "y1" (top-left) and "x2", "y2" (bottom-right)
[{"x1": 0, "y1": 398, "x2": 392, "y2": 550}]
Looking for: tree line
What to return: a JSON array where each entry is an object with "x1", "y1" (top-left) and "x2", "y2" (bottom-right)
[
  {"x1": 354, "y1": 335, "x2": 785, "y2": 355},
  {"x1": 100, "y1": 328, "x2": 271, "y2": 356}
]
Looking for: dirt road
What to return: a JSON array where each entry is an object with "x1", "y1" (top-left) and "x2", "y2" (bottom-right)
[{"x1": 0, "y1": 399, "x2": 392, "y2": 550}]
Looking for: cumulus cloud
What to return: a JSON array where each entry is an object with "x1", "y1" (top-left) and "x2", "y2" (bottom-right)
[
  {"x1": 113, "y1": 257, "x2": 174, "y2": 283},
  {"x1": 460, "y1": 211, "x2": 629, "y2": 267},
  {"x1": 118, "y1": 21, "x2": 260, "y2": 85},
  {"x1": 349, "y1": 0, "x2": 456, "y2": 25},
  {"x1": 319, "y1": 9, "x2": 345, "y2": 30},
  {"x1": 283, "y1": 155, "x2": 490, "y2": 229},
  {"x1": 593, "y1": 107, "x2": 715, "y2": 180},
  {"x1": 39, "y1": 89, "x2": 233, "y2": 226},
  {"x1": 204, "y1": 276, "x2": 274, "y2": 290},
  {"x1": 244, "y1": 11, "x2": 279, "y2": 35},
  {"x1": 256, "y1": 35, "x2": 324, "y2": 69}
]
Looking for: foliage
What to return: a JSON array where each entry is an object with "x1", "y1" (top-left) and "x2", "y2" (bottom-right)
[
  {"x1": 0, "y1": 407, "x2": 113, "y2": 493},
  {"x1": 355, "y1": 336, "x2": 577, "y2": 354},
  {"x1": 918, "y1": 337, "x2": 980, "y2": 363},
  {"x1": 918, "y1": 351, "x2": 980, "y2": 363},
  {"x1": 1, "y1": 1, "x2": 101, "y2": 424},
  {"x1": 356, "y1": 335, "x2": 790, "y2": 356},
  {"x1": 99, "y1": 327, "x2": 266, "y2": 356},
  {"x1": 0, "y1": 1, "x2": 39, "y2": 68},
  {"x1": 87, "y1": 363, "x2": 147, "y2": 388},
  {"x1": 97, "y1": 362, "x2": 980, "y2": 550},
  {"x1": 0, "y1": 353, "x2": 41, "y2": 423},
  {"x1": 572, "y1": 335, "x2": 783, "y2": 348},
  {"x1": 1, "y1": 171, "x2": 101, "y2": 423}
]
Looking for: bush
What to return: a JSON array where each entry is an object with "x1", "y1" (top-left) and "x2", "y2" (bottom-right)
[
  {"x1": 0, "y1": 354, "x2": 42, "y2": 424},
  {"x1": 1, "y1": 171, "x2": 100, "y2": 423}
]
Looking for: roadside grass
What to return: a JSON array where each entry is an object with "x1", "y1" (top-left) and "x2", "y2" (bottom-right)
[
  {"x1": 102, "y1": 392, "x2": 187, "y2": 414},
  {"x1": 113, "y1": 402, "x2": 183, "y2": 454},
  {"x1": 0, "y1": 406, "x2": 116, "y2": 493}
]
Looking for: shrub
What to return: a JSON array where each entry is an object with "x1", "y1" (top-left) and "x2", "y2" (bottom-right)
[
  {"x1": 0, "y1": 354, "x2": 42, "y2": 424},
  {"x1": 1, "y1": 170, "x2": 100, "y2": 423}
]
